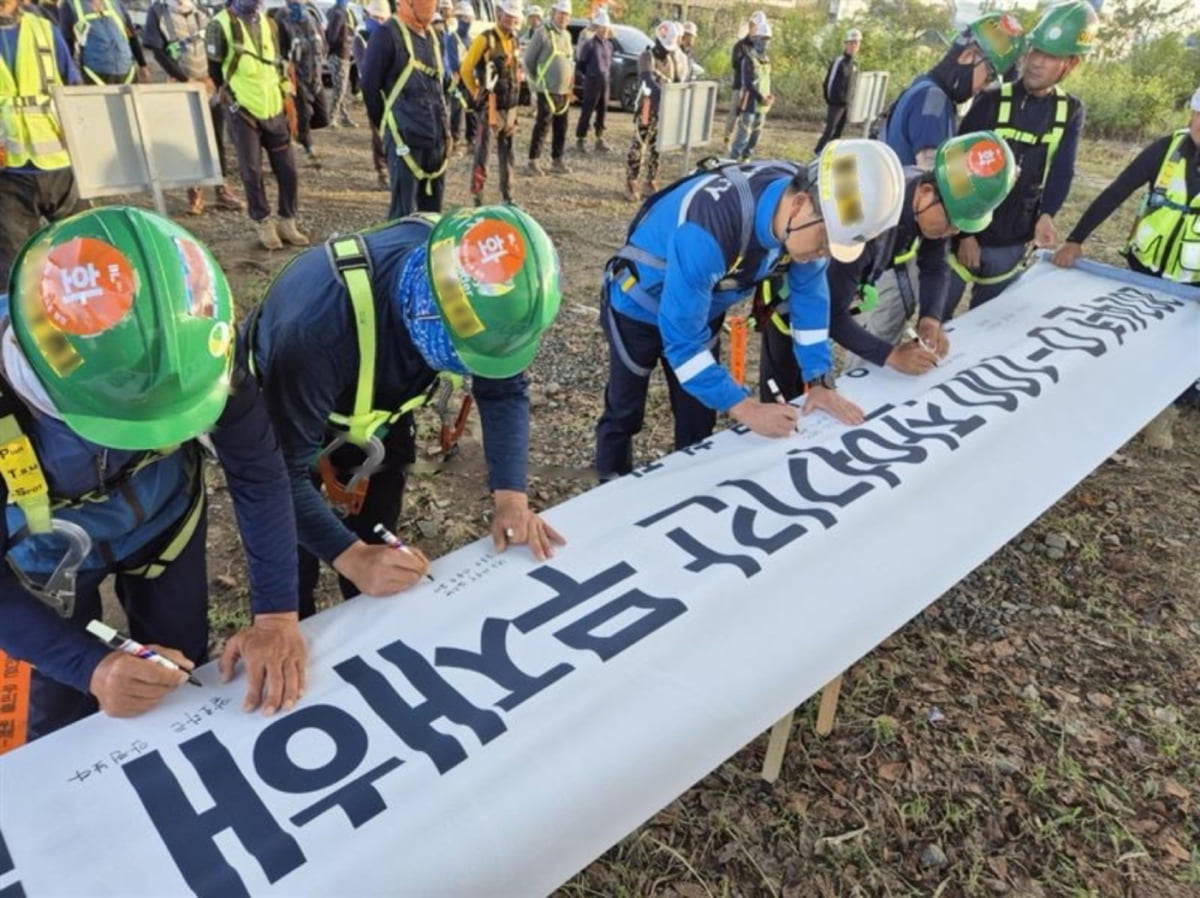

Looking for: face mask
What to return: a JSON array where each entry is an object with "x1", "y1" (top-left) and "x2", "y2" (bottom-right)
[
  {"x1": 286, "y1": 1, "x2": 304, "y2": 22},
  {"x1": 230, "y1": 0, "x2": 262, "y2": 20},
  {"x1": 753, "y1": 37, "x2": 769, "y2": 54},
  {"x1": 933, "y1": 42, "x2": 981, "y2": 105},
  {"x1": 395, "y1": 247, "x2": 469, "y2": 376}
]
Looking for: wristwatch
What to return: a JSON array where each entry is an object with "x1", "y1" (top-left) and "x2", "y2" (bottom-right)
[{"x1": 805, "y1": 372, "x2": 837, "y2": 391}]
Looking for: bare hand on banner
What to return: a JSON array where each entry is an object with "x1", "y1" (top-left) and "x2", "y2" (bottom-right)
[
  {"x1": 333, "y1": 540, "x2": 432, "y2": 595},
  {"x1": 803, "y1": 385, "x2": 865, "y2": 426},
  {"x1": 492, "y1": 489, "x2": 566, "y2": 561},
  {"x1": 917, "y1": 316, "x2": 950, "y2": 358},
  {"x1": 219, "y1": 612, "x2": 307, "y2": 716},
  {"x1": 1034, "y1": 213, "x2": 1058, "y2": 248},
  {"x1": 886, "y1": 340, "x2": 939, "y2": 375},
  {"x1": 89, "y1": 644, "x2": 191, "y2": 717},
  {"x1": 729, "y1": 397, "x2": 799, "y2": 437},
  {"x1": 1052, "y1": 241, "x2": 1085, "y2": 268},
  {"x1": 956, "y1": 235, "x2": 981, "y2": 270}
]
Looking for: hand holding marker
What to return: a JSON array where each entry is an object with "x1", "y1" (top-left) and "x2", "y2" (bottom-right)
[
  {"x1": 86, "y1": 620, "x2": 202, "y2": 687},
  {"x1": 767, "y1": 378, "x2": 799, "y2": 433},
  {"x1": 373, "y1": 523, "x2": 435, "y2": 582},
  {"x1": 904, "y1": 326, "x2": 939, "y2": 365}
]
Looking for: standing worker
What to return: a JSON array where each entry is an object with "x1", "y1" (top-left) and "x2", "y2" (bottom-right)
[
  {"x1": 815, "y1": 28, "x2": 860, "y2": 154},
  {"x1": 0, "y1": 0, "x2": 82, "y2": 287},
  {"x1": 520, "y1": 3, "x2": 541, "y2": 44},
  {"x1": 363, "y1": 0, "x2": 450, "y2": 218},
  {"x1": 944, "y1": 1, "x2": 1094, "y2": 314},
  {"x1": 723, "y1": 11, "x2": 761, "y2": 150},
  {"x1": 445, "y1": 0, "x2": 475, "y2": 157},
  {"x1": 58, "y1": 0, "x2": 148, "y2": 84},
  {"x1": 1052, "y1": 86, "x2": 1200, "y2": 450},
  {"x1": 595, "y1": 141, "x2": 907, "y2": 481},
  {"x1": 207, "y1": 0, "x2": 309, "y2": 250},
  {"x1": 678, "y1": 20, "x2": 697, "y2": 81},
  {"x1": 523, "y1": 0, "x2": 573, "y2": 176},
  {"x1": 0, "y1": 206, "x2": 307, "y2": 739},
  {"x1": 574, "y1": 5, "x2": 611, "y2": 155},
  {"x1": 276, "y1": 0, "x2": 328, "y2": 163},
  {"x1": 460, "y1": 0, "x2": 524, "y2": 207},
  {"x1": 729, "y1": 17, "x2": 772, "y2": 163},
  {"x1": 354, "y1": 0, "x2": 391, "y2": 189},
  {"x1": 247, "y1": 206, "x2": 566, "y2": 617},
  {"x1": 625, "y1": 19, "x2": 684, "y2": 203},
  {"x1": 143, "y1": 0, "x2": 245, "y2": 216},
  {"x1": 325, "y1": 0, "x2": 359, "y2": 128}
]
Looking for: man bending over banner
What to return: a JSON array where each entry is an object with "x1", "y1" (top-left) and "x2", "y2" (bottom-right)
[
  {"x1": 762, "y1": 132, "x2": 1018, "y2": 389},
  {"x1": 0, "y1": 207, "x2": 307, "y2": 740},
  {"x1": 247, "y1": 206, "x2": 566, "y2": 619},
  {"x1": 594, "y1": 140, "x2": 906, "y2": 482}
]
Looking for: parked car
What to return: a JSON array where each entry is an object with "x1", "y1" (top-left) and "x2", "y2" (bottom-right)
[{"x1": 566, "y1": 20, "x2": 704, "y2": 112}]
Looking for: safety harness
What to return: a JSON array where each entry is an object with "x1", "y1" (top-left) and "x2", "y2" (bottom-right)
[
  {"x1": 532, "y1": 23, "x2": 572, "y2": 116},
  {"x1": 0, "y1": 382, "x2": 203, "y2": 616},
  {"x1": 69, "y1": 0, "x2": 135, "y2": 84},
  {"x1": 381, "y1": 18, "x2": 448, "y2": 196},
  {"x1": 949, "y1": 82, "x2": 1068, "y2": 287}
]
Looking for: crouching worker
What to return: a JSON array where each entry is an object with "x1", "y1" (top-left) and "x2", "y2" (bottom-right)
[
  {"x1": 248, "y1": 206, "x2": 567, "y2": 618},
  {"x1": 594, "y1": 139, "x2": 907, "y2": 481},
  {"x1": 0, "y1": 206, "x2": 307, "y2": 740}
]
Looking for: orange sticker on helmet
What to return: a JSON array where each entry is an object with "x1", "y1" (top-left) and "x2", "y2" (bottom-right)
[
  {"x1": 966, "y1": 141, "x2": 1006, "y2": 178},
  {"x1": 40, "y1": 238, "x2": 135, "y2": 337},
  {"x1": 458, "y1": 219, "x2": 526, "y2": 287}
]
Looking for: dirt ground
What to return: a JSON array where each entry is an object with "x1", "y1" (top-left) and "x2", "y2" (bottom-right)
[{"x1": 168, "y1": 107, "x2": 1200, "y2": 897}]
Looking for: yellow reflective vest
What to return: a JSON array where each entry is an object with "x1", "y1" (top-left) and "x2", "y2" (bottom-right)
[
  {"x1": 214, "y1": 9, "x2": 285, "y2": 121},
  {"x1": 1128, "y1": 129, "x2": 1200, "y2": 284},
  {"x1": 0, "y1": 14, "x2": 71, "y2": 171}
]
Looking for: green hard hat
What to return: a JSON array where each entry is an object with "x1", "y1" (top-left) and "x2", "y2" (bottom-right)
[
  {"x1": 8, "y1": 206, "x2": 235, "y2": 450},
  {"x1": 426, "y1": 205, "x2": 562, "y2": 379},
  {"x1": 1029, "y1": 1, "x2": 1098, "y2": 57},
  {"x1": 933, "y1": 130, "x2": 1018, "y2": 233},
  {"x1": 967, "y1": 12, "x2": 1026, "y2": 77}
]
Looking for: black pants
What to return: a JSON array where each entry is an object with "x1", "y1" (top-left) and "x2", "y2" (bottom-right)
[
  {"x1": 471, "y1": 104, "x2": 517, "y2": 202},
  {"x1": 28, "y1": 507, "x2": 210, "y2": 741},
  {"x1": 758, "y1": 318, "x2": 805, "y2": 402},
  {"x1": 814, "y1": 104, "x2": 847, "y2": 153},
  {"x1": 384, "y1": 133, "x2": 446, "y2": 219},
  {"x1": 296, "y1": 417, "x2": 416, "y2": 618},
  {"x1": 575, "y1": 76, "x2": 608, "y2": 139},
  {"x1": 0, "y1": 168, "x2": 85, "y2": 288},
  {"x1": 209, "y1": 98, "x2": 233, "y2": 178},
  {"x1": 594, "y1": 300, "x2": 723, "y2": 480},
  {"x1": 449, "y1": 92, "x2": 477, "y2": 144},
  {"x1": 529, "y1": 92, "x2": 568, "y2": 161},
  {"x1": 227, "y1": 107, "x2": 299, "y2": 222}
]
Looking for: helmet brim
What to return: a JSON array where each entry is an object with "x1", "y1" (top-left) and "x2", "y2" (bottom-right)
[
  {"x1": 60, "y1": 384, "x2": 229, "y2": 451},
  {"x1": 951, "y1": 211, "x2": 993, "y2": 234}
]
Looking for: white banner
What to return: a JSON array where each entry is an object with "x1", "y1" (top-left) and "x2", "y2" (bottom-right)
[{"x1": 1, "y1": 262, "x2": 1197, "y2": 897}]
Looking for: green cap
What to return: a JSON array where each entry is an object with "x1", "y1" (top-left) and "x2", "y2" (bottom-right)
[
  {"x1": 933, "y1": 131, "x2": 1018, "y2": 233},
  {"x1": 968, "y1": 12, "x2": 1026, "y2": 77},
  {"x1": 9, "y1": 206, "x2": 235, "y2": 450},
  {"x1": 1029, "y1": 1, "x2": 1098, "y2": 57},
  {"x1": 426, "y1": 205, "x2": 562, "y2": 379}
]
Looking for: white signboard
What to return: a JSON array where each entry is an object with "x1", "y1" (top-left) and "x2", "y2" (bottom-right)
[
  {"x1": 847, "y1": 70, "x2": 890, "y2": 135},
  {"x1": 53, "y1": 83, "x2": 222, "y2": 215},
  {"x1": 656, "y1": 80, "x2": 720, "y2": 154},
  {"x1": 0, "y1": 262, "x2": 1196, "y2": 897}
]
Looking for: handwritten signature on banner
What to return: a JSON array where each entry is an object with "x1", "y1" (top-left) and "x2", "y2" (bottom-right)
[{"x1": 16, "y1": 284, "x2": 1182, "y2": 898}]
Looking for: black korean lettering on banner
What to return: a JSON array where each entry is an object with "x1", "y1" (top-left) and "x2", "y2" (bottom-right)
[
  {"x1": 335, "y1": 641, "x2": 505, "y2": 775},
  {"x1": 718, "y1": 479, "x2": 837, "y2": 529},
  {"x1": 123, "y1": 732, "x2": 305, "y2": 898},
  {"x1": 876, "y1": 400, "x2": 988, "y2": 450},
  {"x1": 678, "y1": 439, "x2": 714, "y2": 456},
  {"x1": 1043, "y1": 305, "x2": 1130, "y2": 345},
  {"x1": 554, "y1": 589, "x2": 686, "y2": 660},
  {"x1": 514, "y1": 562, "x2": 636, "y2": 632},
  {"x1": 1025, "y1": 325, "x2": 1109, "y2": 359},
  {"x1": 637, "y1": 496, "x2": 761, "y2": 576},
  {"x1": 1106, "y1": 285, "x2": 1183, "y2": 316},
  {"x1": 251, "y1": 705, "x2": 403, "y2": 830},
  {"x1": 435, "y1": 617, "x2": 574, "y2": 711},
  {"x1": 786, "y1": 448, "x2": 889, "y2": 504},
  {"x1": 0, "y1": 826, "x2": 23, "y2": 898}
]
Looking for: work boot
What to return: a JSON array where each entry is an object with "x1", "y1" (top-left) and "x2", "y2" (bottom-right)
[
  {"x1": 625, "y1": 178, "x2": 640, "y2": 203},
  {"x1": 643, "y1": 179, "x2": 657, "y2": 195},
  {"x1": 472, "y1": 193, "x2": 483, "y2": 207},
  {"x1": 594, "y1": 136, "x2": 610, "y2": 153},
  {"x1": 524, "y1": 159, "x2": 545, "y2": 176},
  {"x1": 551, "y1": 157, "x2": 571, "y2": 174},
  {"x1": 340, "y1": 116, "x2": 358, "y2": 128},
  {"x1": 186, "y1": 187, "x2": 204, "y2": 216},
  {"x1": 575, "y1": 137, "x2": 588, "y2": 154},
  {"x1": 214, "y1": 184, "x2": 244, "y2": 211},
  {"x1": 277, "y1": 217, "x2": 310, "y2": 247},
  {"x1": 1141, "y1": 407, "x2": 1178, "y2": 452},
  {"x1": 256, "y1": 217, "x2": 283, "y2": 251}
]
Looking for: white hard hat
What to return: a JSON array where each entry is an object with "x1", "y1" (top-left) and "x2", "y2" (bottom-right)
[
  {"x1": 845, "y1": 28, "x2": 862, "y2": 42},
  {"x1": 757, "y1": 20, "x2": 772, "y2": 38},
  {"x1": 454, "y1": 0, "x2": 474, "y2": 17},
  {"x1": 654, "y1": 19, "x2": 680, "y2": 52},
  {"x1": 591, "y1": 5, "x2": 609, "y2": 26},
  {"x1": 526, "y1": 3, "x2": 543, "y2": 15},
  {"x1": 497, "y1": 0, "x2": 523, "y2": 15},
  {"x1": 549, "y1": 0, "x2": 569, "y2": 13},
  {"x1": 749, "y1": 10, "x2": 767, "y2": 28},
  {"x1": 815, "y1": 140, "x2": 905, "y2": 263},
  {"x1": 682, "y1": 20, "x2": 697, "y2": 36},
  {"x1": 366, "y1": 0, "x2": 389, "y2": 17},
  {"x1": 431, "y1": 10, "x2": 443, "y2": 21},
  {"x1": 1191, "y1": 85, "x2": 1200, "y2": 112}
]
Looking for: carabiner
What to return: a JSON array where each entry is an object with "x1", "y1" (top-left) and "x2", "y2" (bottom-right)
[
  {"x1": 317, "y1": 435, "x2": 386, "y2": 517},
  {"x1": 37, "y1": 519, "x2": 93, "y2": 618}
]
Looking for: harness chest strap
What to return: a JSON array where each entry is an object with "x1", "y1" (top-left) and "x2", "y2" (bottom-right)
[
  {"x1": 70, "y1": 0, "x2": 135, "y2": 83},
  {"x1": 534, "y1": 25, "x2": 572, "y2": 115},
  {"x1": 995, "y1": 82, "x2": 1067, "y2": 190}
]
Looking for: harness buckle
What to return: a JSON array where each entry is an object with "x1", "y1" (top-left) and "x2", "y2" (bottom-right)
[
  {"x1": 317, "y1": 434, "x2": 385, "y2": 517},
  {"x1": 35, "y1": 519, "x2": 93, "y2": 618}
]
